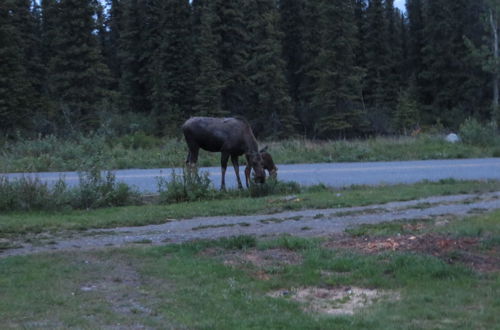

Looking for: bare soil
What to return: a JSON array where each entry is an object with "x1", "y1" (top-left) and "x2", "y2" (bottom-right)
[
  {"x1": 268, "y1": 286, "x2": 400, "y2": 316},
  {"x1": 2, "y1": 191, "x2": 500, "y2": 263},
  {"x1": 324, "y1": 233, "x2": 500, "y2": 272}
]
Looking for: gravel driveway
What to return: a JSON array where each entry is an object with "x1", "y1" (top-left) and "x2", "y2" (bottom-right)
[{"x1": 2, "y1": 191, "x2": 500, "y2": 258}]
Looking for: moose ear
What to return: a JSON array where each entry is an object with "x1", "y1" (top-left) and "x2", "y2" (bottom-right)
[{"x1": 259, "y1": 145, "x2": 268, "y2": 153}]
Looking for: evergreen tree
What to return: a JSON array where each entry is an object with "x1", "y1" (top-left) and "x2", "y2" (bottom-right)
[
  {"x1": 214, "y1": 0, "x2": 251, "y2": 115},
  {"x1": 192, "y1": 0, "x2": 224, "y2": 117},
  {"x1": 363, "y1": 0, "x2": 393, "y2": 132},
  {"x1": 118, "y1": 0, "x2": 152, "y2": 114},
  {"x1": 279, "y1": 0, "x2": 306, "y2": 114},
  {"x1": 150, "y1": 0, "x2": 193, "y2": 135},
  {"x1": 106, "y1": 0, "x2": 123, "y2": 86},
  {"x1": 245, "y1": 0, "x2": 296, "y2": 138},
  {"x1": 420, "y1": 0, "x2": 487, "y2": 127},
  {"x1": 43, "y1": 0, "x2": 111, "y2": 131},
  {"x1": 384, "y1": 0, "x2": 403, "y2": 109},
  {"x1": 0, "y1": 0, "x2": 33, "y2": 132},
  {"x1": 296, "y1": 0, "x2": 323, "y2": 136},
  {"x1": 406, "y1": 0, "x2": 424, "y2": 80},
  {"x1": 311, "y1": 0, "x2": 365, "y2": 138}
]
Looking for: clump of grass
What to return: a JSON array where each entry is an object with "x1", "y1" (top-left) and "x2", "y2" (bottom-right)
[{"x1": 249, "y1": 178, "x2": 301, "y2": 198}]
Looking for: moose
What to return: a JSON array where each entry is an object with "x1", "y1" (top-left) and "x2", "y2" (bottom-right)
[
  {"x1": 244, "y1": 146, "x2": 277, "y2": 188},
  {"x1": 182, "y1": 116, "x2": 267, "y2": 190}
]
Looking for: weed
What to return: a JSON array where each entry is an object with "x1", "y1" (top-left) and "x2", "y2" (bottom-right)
[{"x1": 157, "y1": 169, "x2": 215, "y2": 203}]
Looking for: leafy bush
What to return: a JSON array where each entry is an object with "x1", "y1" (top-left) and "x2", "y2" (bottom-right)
[
  {"x1": 459, "y1": 118, "x2": 498, "y2": 147},
  {"x1": 157, "y1": 169, "x2": 216, "y2": 203}
]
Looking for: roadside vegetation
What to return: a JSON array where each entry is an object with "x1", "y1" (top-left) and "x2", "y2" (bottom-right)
[
  {"x1": 1, "y1": 208, "x2": 498, "y2": 329},
  {"x1": 1, "y1": 120, "x2": 500, "y2": 173},
  {"x1": 1, "y1": 178, "x2": 500, "y2": 236}
]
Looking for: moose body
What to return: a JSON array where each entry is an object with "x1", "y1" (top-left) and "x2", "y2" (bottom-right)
[
  {"x1": 182, "y1": 117, "x2": 266, "y2": 190},
  {"x1": 245, "y1": 149, "x2": 277, "y2": 188}
]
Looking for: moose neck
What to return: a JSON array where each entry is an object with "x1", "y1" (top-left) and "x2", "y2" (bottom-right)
[{"x1": 243, "y1": 129, "x2": 259, "y2": 156}]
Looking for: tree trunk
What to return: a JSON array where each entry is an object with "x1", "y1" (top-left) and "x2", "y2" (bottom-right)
[{"x1": 490, "y1": 8, "x2": 499, "y2": 123}]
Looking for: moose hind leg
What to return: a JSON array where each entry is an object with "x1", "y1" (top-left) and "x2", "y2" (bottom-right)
[
  {"x1": 231, "y1": 155, "x2": 243, "y2": 189},
  {"x1": 186, "y1": 147, "x2": 199, "y2": 174},
  {"x1": 220, "y1": 152, "x2": 230, "y2": 190},
  {"x1": 244, "y1": 165, "x2": 251, "y2": 188}
]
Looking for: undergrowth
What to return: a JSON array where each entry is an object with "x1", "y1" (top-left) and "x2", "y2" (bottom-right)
[{"x1": 0, "y1": 169, "x2": 139, "y2": 212}]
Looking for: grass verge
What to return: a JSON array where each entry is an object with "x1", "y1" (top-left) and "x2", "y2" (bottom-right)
[
  {"x1": 0, "y1": 209, "x2": 498, "y2": 329},
  {"x1": 1, "y1": 179, "x2": 499, "y2": 235},
  {"x1": 2, "y1": 134, "x2": 499, "y2": 173}
]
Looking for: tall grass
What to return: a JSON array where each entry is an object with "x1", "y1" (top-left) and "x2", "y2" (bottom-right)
[
  {"x1": 0, "y1": 170, "x2": 139, "y2": 212},
  {"x1": 157, "y1": 169, "x2": 301, "y2": 203},
  {"x1": 1, "y1": 132, "x2": 499, "y2": 173}
]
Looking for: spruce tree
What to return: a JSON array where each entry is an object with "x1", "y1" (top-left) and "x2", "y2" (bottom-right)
[
  {"x1": 150, "y1": 0, "x2": 193, "y2": 135},
  {"x1": 0, "y1": 0, "x2": 32, "y2": 132},
  {"x1": 363, "y1": 0, "x2": 393, "y2": 132},
  {"x1": 214, "y1": 0, "x2": 251, "y2": 115},
  {"x1": 44, "y1": 0, "x2": 111, "y2": 131},
  {"x1": 192, "y1": 0, "x2": 224, "y2": 117},
  {"x1": 279, "y1": 0, "x2": 306, "y2": 113},
  {"x1": 311, "y1": 0, "x2": 365, "y2": 138},
  {"x1": 118, "y1": 0, "x2": 152, "y2": 115},
  {"x1": 244, "y1": 0, "x2": 296, "y2": 138},
  {"x1": 295, "y1": 0, "x2": 323, "y2": 137},
  {"x1": 420, "y1": 0, "x2": 486, "y2": 127}
]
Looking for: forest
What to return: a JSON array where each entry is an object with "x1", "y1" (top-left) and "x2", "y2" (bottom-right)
[{"x1": 1, "y1": 0, "x2": 499, "y2": 140}]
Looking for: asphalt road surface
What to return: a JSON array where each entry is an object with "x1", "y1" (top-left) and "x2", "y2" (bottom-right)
[{"x1": 3, "y1": 158, "x2": 500, "y2": 193}]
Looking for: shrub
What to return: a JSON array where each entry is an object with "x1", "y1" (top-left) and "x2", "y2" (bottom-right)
[
  {"x1": 0, "y1": 170, "x2": 139, "y2": 212},
  {"x1": 459, "y1": 118, "x2": 498, "y2": 147},
  {"x1": 72, "y1": 168, "x2": 140, "y2": 209},
  {"x1": 158, "y1": 169, "x2": 216, "y2": 203},
  {"x1": 0, "y1": 176, "x2": 70, "y2": 212}
]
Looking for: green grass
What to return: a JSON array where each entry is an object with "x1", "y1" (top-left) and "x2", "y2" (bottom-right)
[
  {"x1": 1, "y1": 179, "x2": 499, "y2": 236},
  {"x1": 346, "y1": 206, "x2": 500, "y2": 239},
  {"x1": 2, "y1": 134, "x2": 499, "y2": 173},
  {"x1": 1, "y1": 217, "x2": 498, "y2": 328}
]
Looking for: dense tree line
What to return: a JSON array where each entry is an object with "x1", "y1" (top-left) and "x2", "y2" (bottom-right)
[{"x1": 1, "y1": 0, "x2": 499, "y2": 139}]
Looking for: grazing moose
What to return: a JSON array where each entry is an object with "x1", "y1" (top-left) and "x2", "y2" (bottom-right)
[
  {"x1": 245, "y1": 147, "x2": 277, "y2": 188},
  {"x1": 182, "y1": 117, "x2": 266, "y2": 190}
]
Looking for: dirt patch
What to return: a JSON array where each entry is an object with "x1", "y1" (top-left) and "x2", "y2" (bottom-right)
[
  {"x1": 268, "y1": 286, "x2": 399, "y2": 316},
  {"x1": 325, "y1": 233, "x2": 500, "y2": 272}
]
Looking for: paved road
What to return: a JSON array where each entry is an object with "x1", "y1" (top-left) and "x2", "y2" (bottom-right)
[{"x1": 3, "y1": 158, "x2": 500, "y2": 193}]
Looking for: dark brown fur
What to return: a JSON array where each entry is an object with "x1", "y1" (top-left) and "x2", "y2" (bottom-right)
[
  {"x1": 245, "y1": 150, "x2": 277, "y2": 188},
  {"x1": 182, "y1": 117, "x2": 266, "y2": 189}
]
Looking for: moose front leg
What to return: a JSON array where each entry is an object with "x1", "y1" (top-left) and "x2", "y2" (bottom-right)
[
  {"x1": 220, "y1": 152, "x2": 230, "y2": 190},
  {"x1": 231, "y1": 155, "x2": 243, "y2": 189}
]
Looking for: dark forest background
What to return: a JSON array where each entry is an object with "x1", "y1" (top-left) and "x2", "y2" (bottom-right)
[{"x1": 1, "y1": 0, "x2": 499, "y2": 140}]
